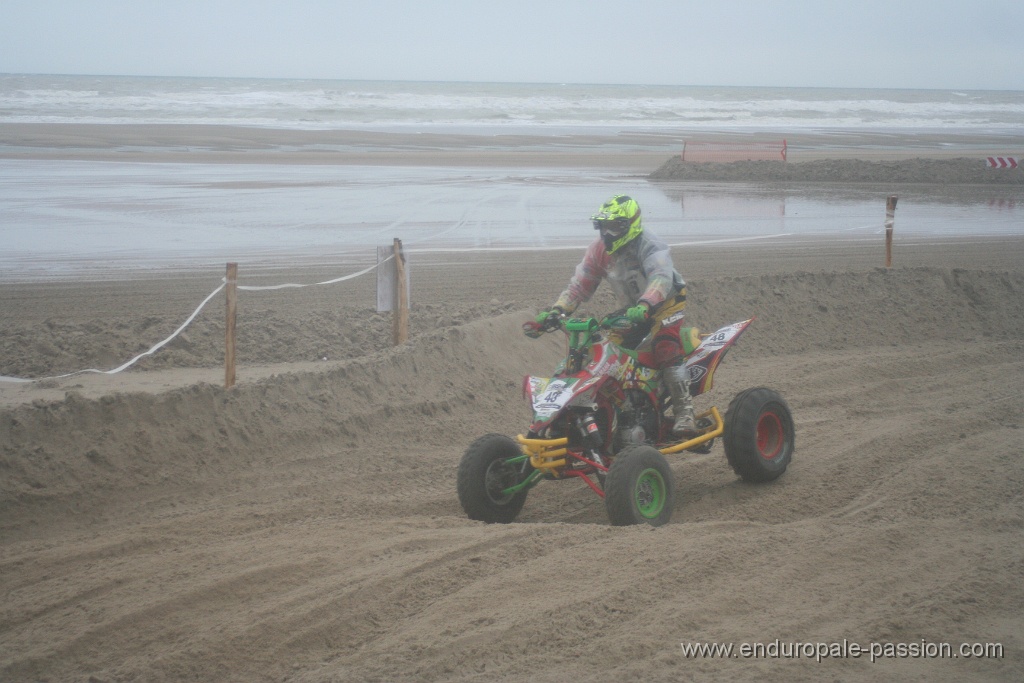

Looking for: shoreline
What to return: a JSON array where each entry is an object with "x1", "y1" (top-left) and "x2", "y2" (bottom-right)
[
  {"x1": 3, "y1": 233, "x2": 1024, "y2": 286},
  {"x1": 2, "y1": 122, "x2": 1021, "y2": 285}
]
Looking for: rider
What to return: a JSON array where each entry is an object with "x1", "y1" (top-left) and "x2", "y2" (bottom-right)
[{"x1": 531, "y1": 194, "x2": 697, "y2": 437}]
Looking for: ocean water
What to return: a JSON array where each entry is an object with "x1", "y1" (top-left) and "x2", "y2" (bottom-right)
[
  {"x1": 1, "y1": 75, "x2": 1022, "y2": 280},
  {"x1": 2, "y1": 158, "x2": 1020, "y2": 281},
  {"x1": 3, "y1": 74, "x2": 1024, "y2": 131}
]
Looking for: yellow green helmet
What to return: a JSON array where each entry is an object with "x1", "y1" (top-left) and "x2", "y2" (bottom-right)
[{"x1": 592, "y1": 194, "x2": 642, "y2": 253}]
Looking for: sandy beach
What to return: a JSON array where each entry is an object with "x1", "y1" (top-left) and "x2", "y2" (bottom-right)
[{"x1": 1, "y1": 124, "x2": 1023, "y2": 681}]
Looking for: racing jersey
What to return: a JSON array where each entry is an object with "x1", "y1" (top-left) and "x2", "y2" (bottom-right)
[{"x1": 554, "y1": 229, "x2": 684, "y2": 313}]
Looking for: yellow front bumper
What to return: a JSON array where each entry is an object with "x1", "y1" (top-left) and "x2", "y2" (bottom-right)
[{"x1": 515, "y1": 435, "x2": 569, "y2": 475}]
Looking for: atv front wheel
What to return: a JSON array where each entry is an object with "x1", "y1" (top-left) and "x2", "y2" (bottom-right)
[
  {"x1": 722, "y1": 387, "x2": 794, "y2": 482},
  {"x1": 457, "y1": 434, "x2": 533, "y2": 523},
  {"x1": 604, "y1": 445, "x2": 675, "y2": 527}
]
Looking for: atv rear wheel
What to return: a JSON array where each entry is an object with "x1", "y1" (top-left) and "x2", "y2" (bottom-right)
[
  {"x1": 604, "y1": 445, "x2": 675, "y2": 527},
  {"x1": 457, "y1": 434, "x2": 533, "y2": 524},
  {"x1": 722, "y1": 388, "x2": 794, "y2": 482}
]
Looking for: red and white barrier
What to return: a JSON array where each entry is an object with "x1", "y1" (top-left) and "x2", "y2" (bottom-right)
[{"x1": 986, "y1": 157, "x2": 1019, "y2": 169}]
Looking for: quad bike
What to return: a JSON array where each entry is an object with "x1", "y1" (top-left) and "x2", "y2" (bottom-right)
[{"x1": 457, "y1": 313, "x2": 794, "y2": 526}]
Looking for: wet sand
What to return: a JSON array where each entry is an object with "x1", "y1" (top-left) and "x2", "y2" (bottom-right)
[
  {"x1": 3, "y1": 122, "x2": 1021, "y2": 283},
  {"x1": 4, "y1": 122, "x2": 1024, "y2": 168}
]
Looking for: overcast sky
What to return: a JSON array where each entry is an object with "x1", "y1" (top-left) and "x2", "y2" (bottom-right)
[{"x1": 1, "y1": 0, "x2": 1021, "y2": 90}]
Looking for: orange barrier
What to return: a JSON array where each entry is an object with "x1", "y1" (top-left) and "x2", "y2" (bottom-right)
[{"x1": 681, "y1": 139, "x2": 787, "y2": 162}]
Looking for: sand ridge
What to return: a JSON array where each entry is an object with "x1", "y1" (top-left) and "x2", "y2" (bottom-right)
[{"x1": 651, "y1": 156, "x2": 1024, "y2": 184}]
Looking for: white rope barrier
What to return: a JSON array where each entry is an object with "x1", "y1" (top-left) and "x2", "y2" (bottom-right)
[
  {"x1": 237, "y1": 255, "x2": 392, "y2": 291},
  {"x1": 667, "y1": 233, "x2": 794, "y2": 247},
  {"x1": 404, "y1": 233, "x2": 796, "y2": 254},
  {"x1": 0, "y1": 256, "x2": 396, "y2": 384},
  {"x1": 0, "y1": 282, "x2": 225, "y2": 384}
]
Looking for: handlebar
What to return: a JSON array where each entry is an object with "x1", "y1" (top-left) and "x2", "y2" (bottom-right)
[
  {"x1": 522, "y1": 312, "x2": 635, "y2": 339},
  {"x1": 600, "y1": 314, "x2": 635, "y2": 330}
]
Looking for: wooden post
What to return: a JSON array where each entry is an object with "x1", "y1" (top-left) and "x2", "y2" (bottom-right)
[
  {"x1": 884, "y1": 195, "x2": 898, "y2": 268},
  {"x1": 392, "y1": 238, "x2": 409, "y2": 345},
  {"x1": 225, "y1": 262, "x2": 238, "y2": 388}
]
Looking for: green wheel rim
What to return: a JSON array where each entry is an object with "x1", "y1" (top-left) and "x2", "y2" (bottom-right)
[
  {"x1": 484, "y1": 459, "x2": 516, "y2": 505},
  {"x1": 635, "y1": 467, "x2": 666, "y2": 519}
]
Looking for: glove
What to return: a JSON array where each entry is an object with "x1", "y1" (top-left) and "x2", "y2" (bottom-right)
[
  {"x1": 626, "y1": 303, "x2": 651, "y2": 324},
  {"x1": 524, "y1": 307, "x2": 564, "y2": 338},
  {"x1": 535, "y1": 307, "x2": 565, "y2": 329}
]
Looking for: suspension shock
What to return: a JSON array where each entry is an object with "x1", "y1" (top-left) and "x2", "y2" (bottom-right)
[{"x1": 578, "y1": 411, "x2": 603, "y2": 449}]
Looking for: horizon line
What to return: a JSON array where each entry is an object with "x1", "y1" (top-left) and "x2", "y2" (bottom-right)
[{"x1": 3, "y1": 72, "x2": 1022, "y2": 94}]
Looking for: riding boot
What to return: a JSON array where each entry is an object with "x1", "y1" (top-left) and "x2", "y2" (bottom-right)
[{"x1": 667, "y1": 363, "x2": 697, "y2": 437}]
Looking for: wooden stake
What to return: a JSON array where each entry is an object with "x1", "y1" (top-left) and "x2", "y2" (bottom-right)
[
  {"x1": 225, "y1": 262, "x2": 238, "y2": 388},
  {"x1": 884, "y1": 195, "x2": 898, "y2": 268},
  {"x1": 392, "y1": 239, "x2": 409, "y2": 345}
]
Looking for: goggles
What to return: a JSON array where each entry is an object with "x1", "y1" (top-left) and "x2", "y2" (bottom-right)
[{"x1": 593, "y1": 217, "x2": 630, "y2": 236}]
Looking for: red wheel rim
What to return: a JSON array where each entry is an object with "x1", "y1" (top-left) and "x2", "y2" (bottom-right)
[{"x1": 756, "y1": 411, "x2": 784, "y2": 460}]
